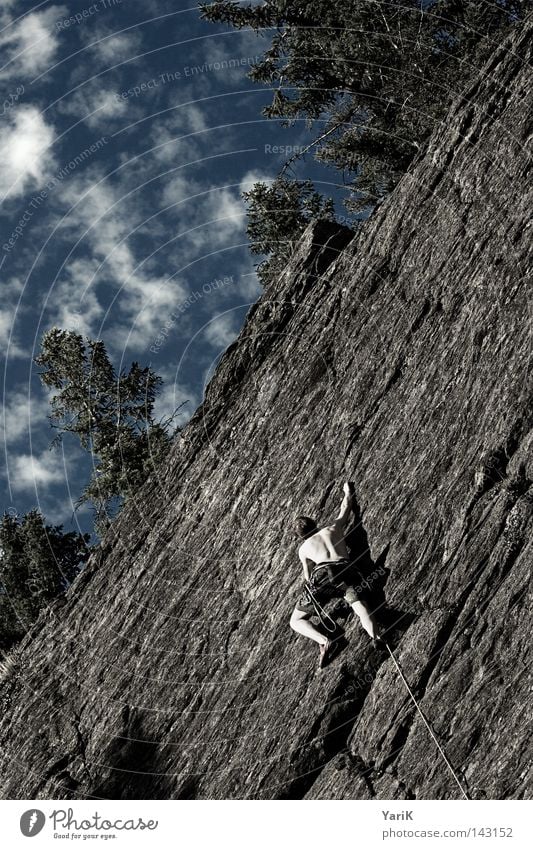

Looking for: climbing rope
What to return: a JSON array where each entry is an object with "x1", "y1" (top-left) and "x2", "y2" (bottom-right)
[
  {"x1": 303, "y1": 581, "x2": 338, "y2": 634},
  {"x1": 384, "y1": 640, "x2": 470, "y2": 800}
]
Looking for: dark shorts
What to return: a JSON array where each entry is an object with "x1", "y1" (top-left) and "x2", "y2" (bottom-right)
[{"x1": 295, "y1": 559, "x2": 365, "y2": 615}]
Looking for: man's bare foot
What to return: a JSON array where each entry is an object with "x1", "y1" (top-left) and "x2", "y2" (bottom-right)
[{"x1": 373, "y1": 632, "x2": 387, "y2": 648}]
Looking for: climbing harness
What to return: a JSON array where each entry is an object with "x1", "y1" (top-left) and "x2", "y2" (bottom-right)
[
  {"x1": 303, "y1": 580, "x2": 338, "y2": 634},
  {"x1": 303, "y1": 559, "x2": 361, "y2": 634},
  {"x1": 383, "y1": 639, "x2": 470, "y2": 800}
]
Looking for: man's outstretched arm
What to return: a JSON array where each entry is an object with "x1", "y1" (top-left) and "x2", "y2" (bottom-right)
[{"x1": 335, "y1": 481, "x2": 354, "y2": 528}]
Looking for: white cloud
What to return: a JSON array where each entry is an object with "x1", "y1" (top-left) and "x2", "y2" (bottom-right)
[
  {"x1": 47, "y1": 145, "x2": 252, "y2": 352},
  {"x1": 203, "y1": 30, "x2": 262, "y2": 72},
  {"x1": 239, "y1": 169, "x2": 272, "y2": 193},
  {"x1": 92, "y1": 31, "x2": 142, "y2": 63},
  {"x1": 0, "y1": 276, "x2": 29, "y2": 359},
  {"x1": 0, "y1": 106, "x2": 56, "y2": 200},
  {"x1": 181, "y1": 104, "x2": 208, "y2": 134},
  {"x1": 53, "y1": 258, "x2": 104, "y2": 337},
  {"x1": 216, "y1": 188, "x2": 245, "y2": 230},
  {"x1": 161, "y1": 174, "x2": 201, "y2": 208},
  {"x1": 0, "y1": 6, "x2": 67, "y2": 79},
  {"x1": 108, "y1": 281, "x2": 186, "y2": 351},
  {"x1": 152, "y1": 372, "x2": 197, "y2": 428},
  {"x1": 0, "y1": 386, "x2": 51, "y2": 448},
  {"x1": 148, "y1": 130, "x2": 198, "y2": 166},
  {"x1": 236, "y1": 267, "x2": 261, "y2": 299},
  {"x1": 204, "y1": 313, "x2": 239, "y2": 349},
  {"x1": 147, "y1": 105, "x2": 210, "y2": 166},
  {"x1": 161, "y1": 180, "x2": 247, "y2": 254},
  {"x1": 0, "y1": 308, "x2": 24, "y2": 359},
  {"x1": 10, "y1": 449, "x2": 65, "y2": 491},
  {"x1": 181, "y1": 29, "x2": 263, "y2": 98},
  {"x1": 33, "y1": 493, "x2": 88, "y2": 529},
  {"x1": 179, "y1": 186, "x2": 247, "y2": 264},
  {"x1": 59, "y1": 87, "x2": 128, "y2": 130},
  {"x1": 53, "y1": 177, "x2": 188, "y2": 349}
]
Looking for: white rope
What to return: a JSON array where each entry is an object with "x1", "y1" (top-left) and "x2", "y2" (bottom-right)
[
  {"x1": 384, "y1": 640, "x2": 470, "y2": 800},
  {"x1": 304, "y1": 581, "x2": 337, "y2": 633}
]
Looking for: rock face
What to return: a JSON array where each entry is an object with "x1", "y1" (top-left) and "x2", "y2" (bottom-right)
[{"x1": 0, "y1": 22, "x2": 531, "y2": 801}]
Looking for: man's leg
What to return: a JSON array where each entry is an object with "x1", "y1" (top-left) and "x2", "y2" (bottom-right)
[
  {"x1": 350, "y1": 599, "x2": 378, "y2": 639},
  {"x1": 290, "y1": 607, "x2": 328, "y2": 646}
]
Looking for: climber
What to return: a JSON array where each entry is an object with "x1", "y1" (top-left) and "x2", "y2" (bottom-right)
[{"x1": 290, "y1": 481, "x2": 379, "y2": 669}]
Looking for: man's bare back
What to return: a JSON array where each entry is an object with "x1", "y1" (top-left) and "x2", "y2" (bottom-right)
[
  {"x1": 298, "y1": 523, "x2": 349, "y2": 568},
  {"x1": 297, "y1": 482, "x2": 353, "y2": 580}
]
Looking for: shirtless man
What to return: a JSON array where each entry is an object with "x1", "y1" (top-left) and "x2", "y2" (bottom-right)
[{"x1": 290, "y1": 481, "x2": 378, "y2": 668}]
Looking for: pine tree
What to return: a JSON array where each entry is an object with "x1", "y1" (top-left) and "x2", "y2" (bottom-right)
[
  {"x1": 0, "y1": 511, "x2": 89, "y2": 650},
  {"x1": 201, "y1": 1, "x2": 528, "y2": 212},
  {"x1": 35, "y1": 329, "x2": 180, "y2": 529}
]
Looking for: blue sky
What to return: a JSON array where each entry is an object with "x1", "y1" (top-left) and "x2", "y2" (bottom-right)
[{"x1": 0, "y1": 0, "x2": 348, "y2": 533}]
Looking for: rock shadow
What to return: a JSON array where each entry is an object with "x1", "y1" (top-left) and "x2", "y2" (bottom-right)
[
  {"x1": 89, "y1": 706, "x2": 176, "y2": 799},
  {"x1": 339, "y1": 499, "x2": 414, "y2": 645}
]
